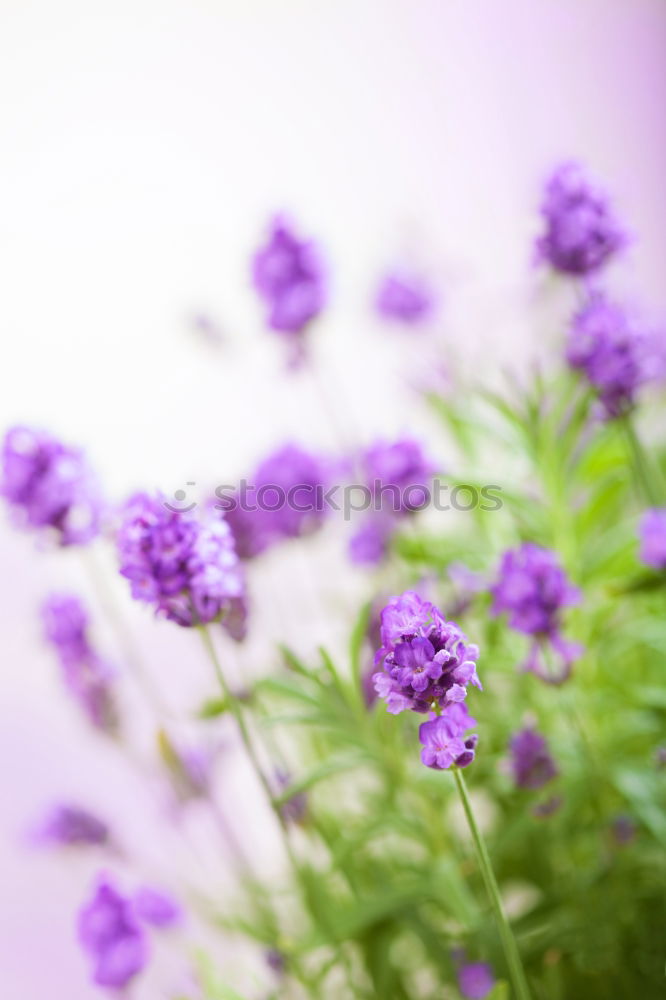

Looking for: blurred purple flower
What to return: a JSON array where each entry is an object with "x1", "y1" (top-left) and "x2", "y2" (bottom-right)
[
  {"x1": 491, "y1": 543, "x2": 581, "y2": 682},
  {"x1": 458, "y1": 961, "x2": 495, "y2": 999},
  {"x1": 33, "y1": 804, "x2": 110, "y2": 848},
  {"x1": 41, "y1": 594, "x2": 118, "y2": 733},
  {"x1": 132, "y1": 886, "x2": 182, "y2": 928},
  {"x1": 536, "y1": 162, "x2": 627, "y2": 276},
  {"x1": 509, "y1": 728, "x2": 558, "y2": 790},
  {"x1": 78, "y1": 877, "x2": 149, "y2": 990},
  {"x1": 532, "y1": 795, "x2": 563, "y2": 818},
  {"x1": 223, "y1": 444, "x2": 333, "y2": 559},
  {"x1": 610, "y1": 814, "x2": 636, "y2": 846},
  {"x1": 349, "y1": 515, "x2": 394, "y2": 566},
  {"x1": 117, "y1": 494, "x2": 246, "y2": 638},
  {"x1": 567, "y1": 295, "x2": 657, "y2": 418},
  {"x1": 375, "y1": 273, "x2": 435, "y2": 326},
  {"x1": 373, "y1": 591, "x2": 481, "y2": 734},
  {"x1": 275, "y1": 770, "x2": 308, "y2": 825},
  {"x1": 638, "y1": 508, "x2": 666, "y2": 571},
  {"x1": 0, "y1": 426, "x2": 102, "y2": 545},
  {"x1": 252, "y1": 217, "x2": 326, "y2": 360},
  {"x1": 363, "y1": 438, "x2": 436, "y2": 515}
]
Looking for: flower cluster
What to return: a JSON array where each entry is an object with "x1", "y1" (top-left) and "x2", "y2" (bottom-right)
[
  {"x1": 373, "y1": 592, "x2": 481, "y2": 769},
  {"x1": 42, "y1": 594, "x2": 118, "y2": 733},
  {"x1": 117, "y1": 494, "x2": 247, "y2": 637},
  {"x1": 375, "y1": 273, "x2": 434, "y2": 326},
  {"x1": 0, "y1": 426, "x2": 102, "y2": 545},
  {"x1": 223, "y1": 443, "x2": 333, "y2": 559},
  {"x1": 252, "y1": 217, "x2": 326, "y2": 358},
  {"x1": 567, "y1": 295, "x2": 655, "y2": 418},
  {"x1": 78, "y1": 878, "x2": 149, "y2": 989},
  {"x1": 535, "y1": 162, "x2": 627, "y2": 276},
  {"x1": 491, "y1": 543, "x2": 581, "y2": 682},
  {"x1": 639, "y1": 508, "x2": 666, "y2": 571},
  {"x1": 350, "y1": 438, "x2": 436, "y2": 566},
  {"x1": 508, "y1": 728, "x2": 558, "y2": 790}
]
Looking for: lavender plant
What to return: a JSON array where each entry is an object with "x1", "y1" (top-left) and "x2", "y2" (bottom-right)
[{"x1": 3, "y1": 161, "x2": 666, "y2": 1000}]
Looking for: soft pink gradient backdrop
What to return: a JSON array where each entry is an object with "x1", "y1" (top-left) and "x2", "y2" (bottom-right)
[{"x1": 0, "y1": 1, "x2": 665, "y2": 996}]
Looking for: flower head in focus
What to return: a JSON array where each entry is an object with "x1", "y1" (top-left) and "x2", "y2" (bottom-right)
[
  {"x1": 1, "y1": 426, "x2": 102, "y2": 545},
  {"x1": 491, "y1": 543, "x2": 581, "y2": 682},
  {"x1": 78, "y1": 877, "x2": 149, "y2": 990},
  {"x1": 41, "y1": 594, "x2": 118, "y2": 733},
  {"x1": 567, "y1": 295, "x2": 657, "y2": 418},
  {"x1": 638, "y1": 508, "x2": 666, "y2": 571},
  {"x1": 117, "y1": 493, "x2": 247, "y2": 638},
  {"x1": 375, "y1": 273, "x2": 435, "y2": 326},
  {"x1": 536, "y1": 162, "x2": 627, "y2": 276},
  {"x1": 373, "y1": 591, "x2": 481, "y2": 768},
  {"x1": 252, "y1": 216, "x2": 326, "y2": 363},
  {"x1": 509, "y1": 728, "x2": 558, "y2": 790}
]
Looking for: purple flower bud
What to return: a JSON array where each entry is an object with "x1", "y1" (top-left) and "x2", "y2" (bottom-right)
[
  {"x1": 252, "y1": 217, "x2": 326, "y2": 362},
  {"x1": 132, "y1": 886, "x2": 181, "y2": 928},
  {"x1": 375, "y1": 273, "x2": 435, "y2": 326},
  {"x1": 457, "y1": 961, "x2": 495, "y2": 999},
  {"x1": 639, "y1": 508, "x2": 666, "y2": 571},
  {"x1": 509, "y1": 728, "x2": 558, "y2": 790},
  {"x1": 567, "y1": 295, "x2": 657, "y2": 418},
  {"x1": 117, "y1": 494, "x2": 247, "y2": 638},
  {"x1": 41, "y1": 594, "x2": 118, "y2": 733},
  {"x1": 536, "y1": 162, "x2": 627, "y2": 276},
  {"x1": 78, "y1": 877, "x2": 148, "y2": 989},
  {"x1": 32, "y1": 804, "x2": 110, "y2": 848},
  {"x1": 491, "y1": 543, "x2": 579, "y2": 638},
  {"x1": 1, "y1": 426, "x2": 103, "y2": 545}
]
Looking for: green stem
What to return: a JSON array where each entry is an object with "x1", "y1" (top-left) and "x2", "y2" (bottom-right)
[
  {"x1": 453, "y1": 768, "x2": 531, "y2": 1000},
  {"x1": 621, "y1": 415, "x2": 661, "y2": 506}
]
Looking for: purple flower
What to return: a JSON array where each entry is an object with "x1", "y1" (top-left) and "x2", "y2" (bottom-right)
[
  {"x1": 117, "y1": 494, "x2": 247, "y2": 638},
  {"x1": 373, "y1": 591, "x2": 481, "y2": 721},
  {"x1": 348, "y1": 515, "x2": 394, "y2": 566},
  {"x1": 491, "y1": 543, "x2": 581, "y2": 681},
  {"x1": 41, "y1": 594, "x2": 118, "y2": 733},
  {"x1": 78, "y1": 877, "x2": 149, "y2": 990},
  {"x1": 375, "y1": 273, "x2": 434, "y2": 326},
  {"x1": 458, "y1": 961, "x2": 495, "y2": 999},
  {"x1": 419, "y1": 705, "x2": 478, "y2": 770},
  {"x1": 509, "y1": 728, "x2": 558, "y2": 790},
  {"x1": 33, "y1": 804, "x2": 110, "y2": 848},
  {"x1": 1, "y1": 426, "x2": 102, "y2": 545},
  {"x1": 567, "y1": 295, "x2": 656, "y2": 418},
  {"x1": 639, "y1": 508, "x2": 666, "y2": 571},
  {"x1": 362, "y1": 438, "x2": 436, "y2": 515},
  {"x1": 491, "y1": 544, "x2": 579, "y2": 637},
  {"x1": 610, "y1": 814, "x2": 636, "y2": 846},
  {"x1": 252, "y1": 217, "x2": 326, "y2": 358},
  {"x1": 535, "y1": 162, "x2": 627, "y2": 276},
  {"x1": 223, "y1": 444, "x2": 332, "y2": 558},
  {"x1": 132, "y1": 886, "x2": 181, "y2": 928}
]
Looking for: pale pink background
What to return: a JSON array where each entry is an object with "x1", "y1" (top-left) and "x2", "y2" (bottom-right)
[{"x1": 0, "y1": 1, "x2": 665, "y2": 996}]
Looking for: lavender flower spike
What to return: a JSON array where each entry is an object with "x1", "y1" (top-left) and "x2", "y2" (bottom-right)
[
  {"x1": 1, "y1": 426, "x2": 102, "y2": 545},
  {"x1": 509, "y1": 728, "x2": 558, "y2": 790},
  {"x1": 252, "y1": 216, "x2": 326, "y2": 360},
  {"x1": 32, "y1": 804, "x2": 110, "y2": 848},
  {"x1": 638, "y1": 508, "x2": 666, "y2": 571},
  {"x1": 536, "y1": 162, "x2": 627, "y2": 276},
  {"x1": 132, "y1": 886, "x2": 181, "y2": 928},
  {"x1": 567, "y1": 295, "x2": 655, "y2": 418},
  {"x1": 78, "y1": 877, "x2": 149, "y2": 989},
  {"x1": 491, "y1": 542, "x2": 581, "y2": 682},
  {"x1": 373, "y1": 592, "x2": 480, "y2": 769},
  {"x1": 41, "y1": 594, "x2": 118, "y2": 733},
  {"x1": 117, "y1": 493, "x2": 247, "y2": 638}
]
